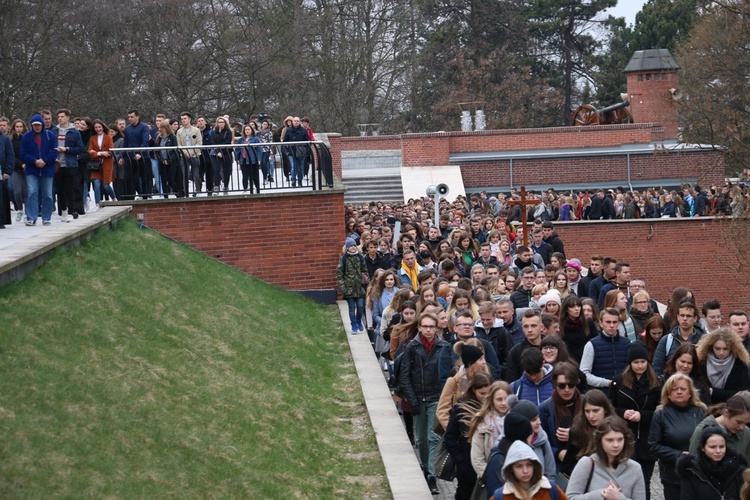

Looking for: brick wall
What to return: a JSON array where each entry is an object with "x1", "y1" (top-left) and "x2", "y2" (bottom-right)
[
  {"x1": 128, "y1": 190, "x2": 345, "y2": 303},
  {"x1": 627, "y1": 70, "x2": 680, "y2": 140},
  {"x1": 460, "y1": 150, "x2": 725, "y2": 189},
  {"x1": 552, "y1": 217, "x2": 750, "y2": 312}
]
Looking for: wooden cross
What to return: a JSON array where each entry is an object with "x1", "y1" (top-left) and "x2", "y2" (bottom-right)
[{"x1": 505, "y1": 186, "x2": 541, "y2": 247}]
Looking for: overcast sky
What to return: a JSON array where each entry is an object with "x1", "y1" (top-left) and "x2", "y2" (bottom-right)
[{"x1": 605, "y1": 0, "x2": 649, "y2": 25}]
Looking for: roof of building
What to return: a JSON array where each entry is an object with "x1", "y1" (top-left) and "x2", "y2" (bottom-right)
[{"x1": 624, "y1": 49, "x2": 681, "y2": 73}]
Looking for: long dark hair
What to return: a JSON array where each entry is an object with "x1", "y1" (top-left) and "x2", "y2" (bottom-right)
[
  {"x1": 621, "y1": 354, "x2": 660, "y2": 391},
  {"x1": 664, "y1": 343, "x2": 710, "y2": 388},
  {"x1": 573, "y1": 389, "x2": 615, "y2": 457},
  {"x1": 642, "y1": 315, "x2": 667, "y2": 360},
  {"x1": 594, "y1": 416, "x2": 634, "y2": 468},
  {"x1": 559, "y1": 295, "x2": 592, "y2": 340}
]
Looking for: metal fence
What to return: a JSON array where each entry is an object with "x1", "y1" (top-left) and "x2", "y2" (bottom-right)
[{"x1": 110, "y1": 141, "x2": 333, "y2": 199}]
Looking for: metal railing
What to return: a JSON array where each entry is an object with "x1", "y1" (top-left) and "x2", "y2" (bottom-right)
[{"x1": 110, "y1": 141, "x2": 333, "y2": 199}]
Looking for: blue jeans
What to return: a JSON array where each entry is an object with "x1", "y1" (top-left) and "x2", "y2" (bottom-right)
[
  {"x1": 289, "y1": 155, "x2": 304, "y2": 184},
  {"x1": 413, "y1": 402, "x2": 439, "y2": 480},
  {"x1": 261, "y1": 151, "x2": 271, "y2": 179},
  {"x1": 26, "y1": 175, "x2": 54, "y2": 222},
  {"x1": 151, "y1": 158, "x2": 162, "y2": 194},
  {"x1": 346, "y1": 297, "x2": 364, "y2": 327}
]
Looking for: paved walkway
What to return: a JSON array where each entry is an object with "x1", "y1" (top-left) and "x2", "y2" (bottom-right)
[{"x1": 0, "y1": 206, "x2": 132, "y2": 288}]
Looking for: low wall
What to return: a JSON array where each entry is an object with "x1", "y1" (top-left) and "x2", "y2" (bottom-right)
[
  {"x1": 126, "y1": 187, "x2": 345, "y2": 304},
  {"x1": 552, "y1": 217, "x2": 749, "y2": 312}
]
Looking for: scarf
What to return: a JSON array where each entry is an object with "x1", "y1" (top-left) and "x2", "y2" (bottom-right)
[
  {"x1": 706, "y1": 353, "x2": 735, "y2": 389},
  {"x1": 483, "y1": 412, "x2": 506, "y2": 445},
  {"x1": 565, "y1": 316, "x2": 583, "y2": 331},
  {"x1": 420, "y1": 333, "x2": 436, "y2": 355},
  {"x1": 699, "y1": 451, "x2": 738, "y2": 486},
  {"x1": 400, "y1": 260, "x2": 419, "y2": 291}
]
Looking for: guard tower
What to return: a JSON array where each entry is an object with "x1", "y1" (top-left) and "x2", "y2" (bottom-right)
[{"x1": 624, "y1": 49, "x2": 681, "y2": 140}]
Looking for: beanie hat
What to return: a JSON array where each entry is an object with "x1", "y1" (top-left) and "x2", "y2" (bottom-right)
[
  {"x1": 627, "y1": 341, "x2": 650, "y2": 364},
  {"x1": 345, "y1": 237, "x2": 357, "y2": 249},
  {"x1": 461, "y1": 344, "x2": 484, "y2": 368},
  {"x1": 699, "y1": 425, "x2": 727, "y2": 446},
  {"x1": 565, "y1": 260, "x2": 582, "y2": 273},
  {"x1": 420, "y1": 250, "x2": 432, "y2": 260},
  {"x1": 508, "y1": 395, "x2": 540, "y2": 421},
  {"x1": 503, "y1": 412, "x2": 533, "y2": 443}
]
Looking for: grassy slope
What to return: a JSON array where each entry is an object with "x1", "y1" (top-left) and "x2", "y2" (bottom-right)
[{"x1": 0, "y1": 218, "x2": 388, "y2": 498}]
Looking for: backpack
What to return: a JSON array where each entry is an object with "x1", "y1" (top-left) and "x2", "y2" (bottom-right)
[{"x1": 388, "y1": 351, "x2": 404, "y2": 397}]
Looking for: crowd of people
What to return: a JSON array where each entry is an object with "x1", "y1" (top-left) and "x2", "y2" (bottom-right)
[
  {"x1": 0, "y1": 110, "x2": 317, "y2": 227},
  {"x1": 338, "y1": 192, "x2": 750, "y2": 499}
]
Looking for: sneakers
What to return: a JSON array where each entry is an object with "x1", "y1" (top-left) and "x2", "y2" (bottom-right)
[
  {"x1": 25, "y1": 220, "x2": 36, "y2": 226},
  {"x1": 15, "y1": 211, "x2": 23, "y2": 222},
  {"x1": 427, "y1": 477, "x2": 439, "y2": 495},
  {"x1": 42, "y1": 220, "x2": 51, "y2": 226},
  {"x1": 350, "y1": 323, "x2": 358, "y2": 334},
  {"x1": 64, "y1": 214, "x2": 73, "y2": 223}
]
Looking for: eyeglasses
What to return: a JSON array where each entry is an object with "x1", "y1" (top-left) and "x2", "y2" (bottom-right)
[
  {"x1": 456, "y1": 323, "x2": 474, "y2": 328},
  {"x1": 634, "y1": 300, "x2": 649, "y2": 305},
  {"x1": 556, "y1": 383, "x2": 575, "y2": 389},
  {"x1": 420, "y1": 324, "x2": 438, "y2": 331},
  {"x1": 541, "y1": 346, "x2": 558, "y2": 352}
]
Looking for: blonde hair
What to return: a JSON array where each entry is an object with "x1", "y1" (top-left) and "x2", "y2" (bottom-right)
[
  {"x1": 696, "y1": 328, "x2": 750, "y2": 365},
  {"x1": 659, "y1": 373, "x2": 706, "y2": 408}
]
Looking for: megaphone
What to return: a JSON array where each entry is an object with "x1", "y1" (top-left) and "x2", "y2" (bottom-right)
[
  {"x1": 436, "y1": 183, "x2": 450, "y2": 197},
  {"x1": 669, "y1": 88, "x2": 683, "y2": 101}
]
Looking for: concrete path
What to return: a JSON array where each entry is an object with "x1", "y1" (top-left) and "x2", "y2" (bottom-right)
[
  {"x1": 338, "y1": 301, "x2": 433, "y2": 499},
  {"x1": 0, "y1": 206, "x2": 132, "y2": 288}
]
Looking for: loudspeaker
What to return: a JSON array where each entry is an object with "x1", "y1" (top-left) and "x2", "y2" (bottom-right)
[{"x1": 436, "y1": 184, "x2": 450, "y2": 196}]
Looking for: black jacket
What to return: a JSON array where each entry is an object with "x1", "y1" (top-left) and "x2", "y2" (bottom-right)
[
  {"x1": 601, "y1": 194, "x2": 616, "y2": 219},
  {"x1": 648, "y1": 402, "x2": 706, "y2": 485},
  {"x1": 399, "y1": 334, "x2": 449, "y2": 411},
  {"x1": 510, "y1": 287, "x2": 532, "y2": 310},
  {"x1": 677, "y1": 449, "x2": 746, "y2": 500},
  {"x1": 560, "y1": 317, "x2": 597, "y2": 363},
  {"x1": 543, "y1": 232, "x2": 565, "y2": 257},
  {"x1": 609, "y1": 373, "x2": 661, "y2": 462},
  {"x1": 474, "y1": 322, "x2": 513, "y2": 379},
  {"x1": 505, "y1": 339, "x2": 542, "y2": 383},
  {"x1": 444, "y1": 400, "x2": 482, "y2": 485},
  {"x1": 363, "y1": 253, "x2": 389, "y2": 279},
  {"x1": 703, "y1": 357, "x2": 750, "y2": 403}
]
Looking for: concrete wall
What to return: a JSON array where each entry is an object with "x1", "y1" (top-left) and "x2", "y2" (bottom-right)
[
  {"x1": 128, "y1": 188, "x2": 345, "y2": 304},
  {"x1": 551, "y1": 217, "x2": 749, "y2": 312}
]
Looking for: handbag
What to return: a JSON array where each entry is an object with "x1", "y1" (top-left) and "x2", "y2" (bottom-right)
[
  {"x1": 360, "y1": 272, "x2": 370, "y2": 286},
  {"x1": 432, "y1": 435, "x2": 456, "y2": 481},
  {"x1": 88, "y1": 160, "x2": 102, "y2": 171},
  {"x1": 554, "y1": 472, "x2": 569, "y2": 492},
  {"x1": 469, "y1": 476, "x2": 486, "y2": 500}
]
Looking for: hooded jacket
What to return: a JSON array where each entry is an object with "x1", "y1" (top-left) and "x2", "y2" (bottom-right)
[
  {"x1": 20, "y1": 114, "x2": 58, "y2": 177},
  {"x1": 499, "y1": 441, "x2": 559, "y2": 500},
  {"x1": 652, "y1": 324, "x2": 706, "y2": 376}
]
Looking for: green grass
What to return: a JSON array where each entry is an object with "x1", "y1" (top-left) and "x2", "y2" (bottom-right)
[{"x1": 0, "y1": 218, "x2": 389, "y2": 498}]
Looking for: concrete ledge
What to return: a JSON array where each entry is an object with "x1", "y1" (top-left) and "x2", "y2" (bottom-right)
[
  {"x1": 0, "y1": 206, "x2": 132, "y2": 289},
  {"x1": 337, "y1": 301, "x2": 432, "y2": 500}
]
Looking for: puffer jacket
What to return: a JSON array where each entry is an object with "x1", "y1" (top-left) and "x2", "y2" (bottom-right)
[
  {"x1": 399, "y1": 334, "x2": 449, "y2": 410},
  {"x1": 677, "y1": 449, "x2": 746, "y2": 500},
  {"x1": 336, "y1": 252, "x2": 366, "y2": 298}
]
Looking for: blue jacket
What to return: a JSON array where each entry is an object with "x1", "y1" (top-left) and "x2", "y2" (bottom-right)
[
  {"x1": 510, "y1": 364, "x2": 554, "y2": 405},
  {"x1": 20, "y1": 114, "x2": 58, "y2": 177},
  {"x1": 52, "y1": 125, "x2": 85, "y2": 168},
  {"x1": 587, "y1": 332, "x2": 631, "y2": 382},
  {"x1": 122, "y1": 120, "x2": 150, "y2": 158},
  {"x1": 236, "y1": 136, "x2": 261, "y2": 164}
]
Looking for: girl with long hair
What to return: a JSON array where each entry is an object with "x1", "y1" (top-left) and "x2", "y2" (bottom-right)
[
  {"x1": 9, "y1": 119, "x2": 28, "y2": 219},
  {"x1": 470, "y1": 381, "x2": 513, "y2": 478},
  {"x1": 444, "y1": 372, "x2": 493, "y2": 500},
  {"x1": 640, "y1": 315, "x2": 667, "y2": 361},
  {"x1": 538, "y1": 362, "x2": 584, "y2": 474},
  {"x1": 236, "y1": 124, "x2": 261, "y2": 194},
  {"x1": 689, "y1": 391, "x2": 750, "y2": 457},
  {"x1": 558, "y1": 295, "x2": 596, "y2": 363},
  {"x1": 212, "y1": 116, "x2": 234, "y2": 194},
  {"x1": 550, "y1": 271, "x2": 572, "y2": 299},
  {"x1": 446, "y1": 289, "x2": 479, "y2": 331},
  {"x1": 608, "y1": 342, "x2": 661, "y2": 499},
  {"x1": 664, "y1": 343, "x2": 712, "y2": 407},
  {"x1": 566, "y1": 416, "x2": 646, "y2": 499},
  {"x1": 678, "y1": 426, "x2": 747, "y2": 500},
  {"x1": 696, "y1": 328, "x2": 750, "y2": 403},
  {"x1": 436, "y1": 341, "x2": 490, "y2": 431},
  {"x1": 604, "y1": 290, "x2": 636, "y2": 342},
  {"x1": 87, "y1": 119, "x2": 117, "y2": 207}
]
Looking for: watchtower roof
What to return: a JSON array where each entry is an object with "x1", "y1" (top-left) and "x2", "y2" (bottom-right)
[{"x1": 624, "y1": 49, "x2": 680, "y2": 73}]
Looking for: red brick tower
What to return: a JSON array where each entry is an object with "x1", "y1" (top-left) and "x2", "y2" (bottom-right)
[{"x1": 624, "y1": 49, "x2": 681, "y2": 140}]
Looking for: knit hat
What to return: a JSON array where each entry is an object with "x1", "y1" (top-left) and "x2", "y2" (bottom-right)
[
  {"x1": 565, "y1": 260, "x2": 582, "y2": 273},
  {"x1": 627, "y1": 341, "x2": 650, "y2": 364},
  {"x1": 501, "y1": 441, "x2": 541, "y2": 481},
  {"x1": 502, "y1": 413, "x2": 533, "y2": 444},
  {"x1": 345, "y1": 237, "x2": 357, "y2": 249},
  {"x1": 508, "y1": 395, "x2": 540, "y2": 421},
  {"x1": 699, "y1": 425, "x2": 727, "y2": 447},
  {"x1": 461, "y1": 344, "x2": 484, "y2": 368},
  {"x1": 420, "y1": 250, "x2": 432, "y2": 260}
]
